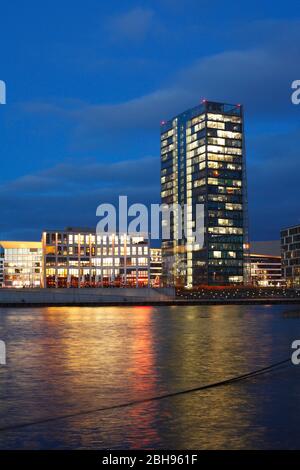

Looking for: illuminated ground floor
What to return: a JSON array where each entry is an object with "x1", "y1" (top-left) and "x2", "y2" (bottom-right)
[{"x1": 44, "y1": 268, "x2": 150, "y2": 288}]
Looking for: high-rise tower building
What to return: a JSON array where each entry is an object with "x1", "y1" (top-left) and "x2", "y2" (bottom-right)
[{"x1": 160, "y1": 100, "x2": 249, "y2": 287}]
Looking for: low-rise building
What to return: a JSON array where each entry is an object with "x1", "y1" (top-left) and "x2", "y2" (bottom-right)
[
  {"x1": 250, "y1": 241, "x2": 284, "y2": 287},
  {"x1": 42, "y1": 228, "x2": 151, "y2": 288},
  {"x1": 281, "y1": 225, "x2": 300, "y2": 288},
  {"x1": 250, "y1": 253, "x2": 284, "y2": 287},
  {"x1": 0, "y1": 241, "x2": 42, "y2": 288}
]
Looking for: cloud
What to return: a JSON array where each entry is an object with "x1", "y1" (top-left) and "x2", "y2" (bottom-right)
[
  {"x1": 21, "y1": 19, "x2": 300, "y2": 143},
  {"x1": 248, "y1": 126, "x2": 300, "y2": 240},
  {"x1": 106, "y1": 7, "x2": 155, "y2": 42},
  {"x1": 1, "y1": 156, "x2": 159, "y2": 192},
  {"x1": 0, "y1": 156, "x2": 160, "y2": 240}
]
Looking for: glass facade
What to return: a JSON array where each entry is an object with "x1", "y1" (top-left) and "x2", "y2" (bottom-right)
[
  {"x1": 0, "y1": 241, "x2": 42, "y2": 288},
  {"x1": 161, "y1": 101, "x2": 248, "y2": 287},
  {"x1": 281, "y1": 225, "x2": 300, "y2": 288},
  {"x1": 42, "y1": 228, "x2": 150, "y2": 288}
]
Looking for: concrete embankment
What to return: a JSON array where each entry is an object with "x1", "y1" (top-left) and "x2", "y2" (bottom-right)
[
  {"x1": 1, "y1": 287, "x2": 300, "y2": 306},
  {"x1": 0, "y1": 287, "x2": 176, "y2": 306}
]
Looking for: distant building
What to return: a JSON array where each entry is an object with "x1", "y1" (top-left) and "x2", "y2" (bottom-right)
[
  {"x1": 161, "y1": 100, "x2": 249, "y2": 287},
  {"x1": 250, "y1": 254, "x2": 283, "y2": 287},
  {"x1": 0, "y1": 241, "x2": 42, "y2": 288},
  {"x1": 250, "y1": 254, "x2": 284, "y2": 287},
  {"x1": 281, "y1": 225, "x2": 300, "y2": 288},
  {"x1": 249, "y1": 240, "x2": 284, "y2": 287},
  {"x1": 150, "y1": 248, "x2": 162, "y2": 286},
  {"x1": 42, "y1": 228, "x2": 150, "y2": 288}
]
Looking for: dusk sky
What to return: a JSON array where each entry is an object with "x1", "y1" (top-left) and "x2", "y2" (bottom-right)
[{"x1": 0, "y1": 0, "x2": 300, "y2": 241}]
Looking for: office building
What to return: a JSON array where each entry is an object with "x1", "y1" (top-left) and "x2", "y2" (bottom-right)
[
  {"x1": 281, "y1": 225, "x2": 300, "y2": 288},
  {"x1": 0, "y1": 241, "x2": 42, "y2": 288},
  {"x1": 42, "y1": 228, "x2": 150, "y2": 288},
  {"x1": 250, "y1": 240, "x2": 284, "y2": 287},
  {"x1": 250, "y1": 253, "x2": 283, "y2": 287},
  {"x1": 161, "y1": 100, "x2": 248, "y2": 287},
  {"x1": 250, "y1": 253, "x2": 284, "y2": 287}
]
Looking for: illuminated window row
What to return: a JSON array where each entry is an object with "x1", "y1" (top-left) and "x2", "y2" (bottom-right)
[
  {"x1": 208, "y1": 178, "x2": 242, "y2": 187},
  {"x1": 208, "y1": 227, "x2": 243, "y2": 235},
  {"x1": 207, "y1": 113, "x2": 242, "y2": 124}
]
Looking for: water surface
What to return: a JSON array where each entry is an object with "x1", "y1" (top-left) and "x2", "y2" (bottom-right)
[{"x1": 0, "y1": 304, "x2": 299, "y2": 449}]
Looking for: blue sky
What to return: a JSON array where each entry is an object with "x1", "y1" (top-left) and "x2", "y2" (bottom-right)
[{"x1": 0, "y1": 0, "x2": 300, "y2": 241}]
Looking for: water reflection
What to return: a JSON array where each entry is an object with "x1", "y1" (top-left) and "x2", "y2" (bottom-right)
[
  {"x1": 282, "y1": 309, "x2": 300, "y2": 318},
  {"x1": 0, "y1": 305, "x2": 299, "y2": 449}
]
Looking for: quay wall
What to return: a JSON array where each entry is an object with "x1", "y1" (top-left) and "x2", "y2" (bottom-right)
[{"x1": 0, "y1": 287, "x2": 176, "y2": 306}]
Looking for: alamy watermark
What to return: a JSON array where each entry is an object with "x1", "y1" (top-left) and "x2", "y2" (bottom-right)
[
  {"x1": 0, "y1": 80, "x2": 6, "y2": 105},
  {"x1": 0, "y1": 340, "x2": 6, "y2": 365},
  {"x1": 291, "y1": 340, "x2": 300, "y2": 365},
  {"x1": 96, "y1": 196, "x2": 205, "y2": 247},
  {"x1": 291, "y1": 80, "x2": 300, "y2": 105}
]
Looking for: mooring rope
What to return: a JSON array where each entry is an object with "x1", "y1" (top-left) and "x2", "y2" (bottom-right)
[{"x1": 0, "y1": 357, "x2": 291, "y2": 434}]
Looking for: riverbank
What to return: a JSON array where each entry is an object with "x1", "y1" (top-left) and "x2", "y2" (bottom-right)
[
  {"x1": 1, "y1": 300, "x2": 300, "y2": 307},
  {"x1": 0, "y1": 287, "x2": 300, "y2": 306},
  {"x1": 0, "y1": 287, "x2": 175, "y2": 307}
]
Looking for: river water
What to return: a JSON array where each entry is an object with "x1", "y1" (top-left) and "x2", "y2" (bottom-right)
[{"x1": 0, "y1": 304, "x2": 299, "y2": 449}]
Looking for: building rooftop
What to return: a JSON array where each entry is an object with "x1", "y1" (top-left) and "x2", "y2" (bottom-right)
[
  {"x1": 43, "y1": 227, "x2": 95, "y2": 233},
  {"x1": 161, "y1": 100, "x2": 243, "y2": 131},
  {"x1": 0, "y1": 241, "x2": 42, "y2": 249},
  {"x1": 281, "y1": 223, "x2": 300, "y2": 232}
]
